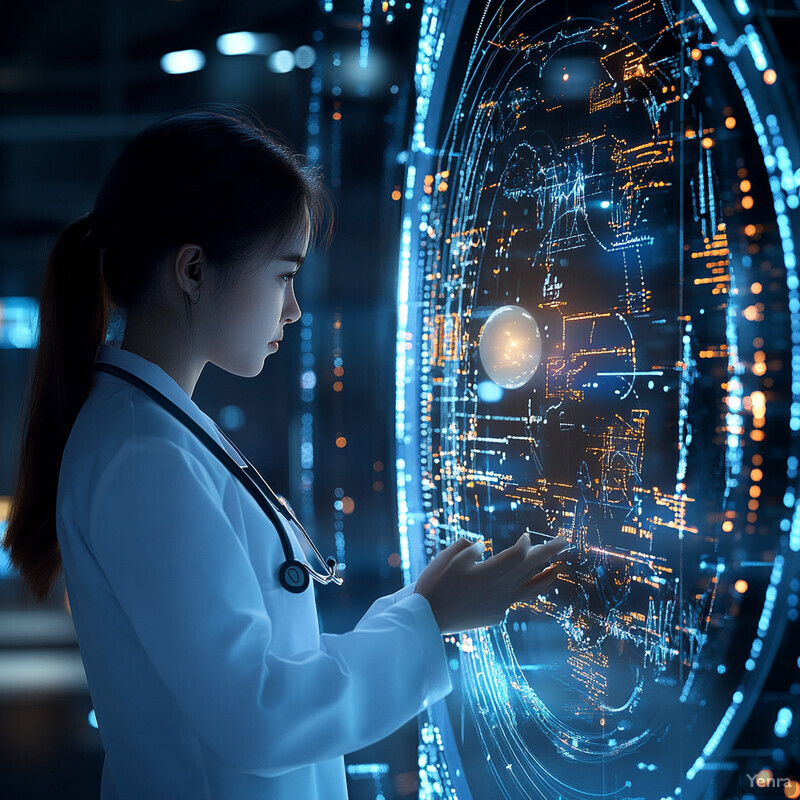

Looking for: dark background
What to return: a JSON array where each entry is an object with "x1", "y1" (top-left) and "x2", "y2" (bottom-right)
[{"x1": 0, "y1": 1, "x2": 799, "y2": 799}]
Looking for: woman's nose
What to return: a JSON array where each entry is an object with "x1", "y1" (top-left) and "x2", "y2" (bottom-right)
[{"x1": 284, "y1": 285, "x2": 301, "y2": 324}]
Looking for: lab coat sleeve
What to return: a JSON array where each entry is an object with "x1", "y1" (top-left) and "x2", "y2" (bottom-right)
[
  {"x1": 354, "y1": 581, "x2": 417, "y2": 624},
  {"x1": 87, "y1": 436, "x2": 452, "y2": 777}
]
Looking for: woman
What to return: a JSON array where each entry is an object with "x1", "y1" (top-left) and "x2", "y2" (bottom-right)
[{"x1": 4, "y1": 108, "x2": 566, "y2": 799}]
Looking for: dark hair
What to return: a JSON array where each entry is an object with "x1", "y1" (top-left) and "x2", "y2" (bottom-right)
[{"x1": 4, "y1": 106, "x2": 333, "y2": 602}]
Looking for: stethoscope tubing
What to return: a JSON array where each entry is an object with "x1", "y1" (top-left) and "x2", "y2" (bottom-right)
[{"x1": 91, "y1": 361, "x2": 341, "y2": 589}]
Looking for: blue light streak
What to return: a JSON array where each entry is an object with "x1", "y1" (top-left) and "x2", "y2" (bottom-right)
[
  {"x1": 359, "y1": 0, "x2": 373, "y2": 69},
  {"x1": 744, "y1": 25, "x2": 768, "y2": 71},
  {"x1": 774, "y1": 707, "x2": 793, "y2": 738},
  {"x1": 216, "y1": 32, "x2": 265, "y2": 56},
  {"x1": 733, "y1": 0, "x2": 750, "y2": 16},
  {"x1": 159, "y1": 49, "x2": 205, "y2": 75},
  {"x1": 346, "y1": 762, "x2": 389, "y2": 776},
  {"x1": 692, "y1": 0, "x2": 719, "y2": 34}
]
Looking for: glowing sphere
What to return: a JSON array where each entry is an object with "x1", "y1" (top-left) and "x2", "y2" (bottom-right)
[{"x1": 478, "y1": 305, "x2": 542, "y2": 389}]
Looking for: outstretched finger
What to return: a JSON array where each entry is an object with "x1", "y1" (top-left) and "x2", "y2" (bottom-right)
[
  {"x1": 507, "y1": 535, "x2": 569, "y2": 580},
  {"x1": 515, "y1": 562, "x2": 560, "y2": 601},
  {"x1": 535, "y1": 534, "x2": 569, "y2": 555}
]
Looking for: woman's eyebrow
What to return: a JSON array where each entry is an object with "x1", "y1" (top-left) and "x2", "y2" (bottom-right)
[{"x1": 275, "y1": 253, "x2": 306, "y2": 268}]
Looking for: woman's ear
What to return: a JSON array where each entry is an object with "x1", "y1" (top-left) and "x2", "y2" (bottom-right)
[{"x1": 173, "y1": 243, "x2": 207, "y2": 295}]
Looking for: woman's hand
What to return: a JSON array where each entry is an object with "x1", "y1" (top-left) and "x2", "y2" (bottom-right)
[{"x1": 414, "y1": 534, "x2": 568, "y2": 634}]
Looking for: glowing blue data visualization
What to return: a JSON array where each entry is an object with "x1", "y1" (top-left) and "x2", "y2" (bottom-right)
[{"x1": 395, "y1": 1, "x2": 800, "y2": 799}]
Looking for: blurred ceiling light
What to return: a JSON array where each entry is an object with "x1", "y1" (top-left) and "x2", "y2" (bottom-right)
[
  {"x1": 294, "y1": 45, "x2": 316, "y2": 69},
  {"x1": 160, "y1": 49, "x2": 206, "y2": 75},
  {"x1": 268, "y1": 50, "x2": 295, "y2": 73},
  {"x1": 216, "y1": 32, "x2": 278, "y2": 56}
]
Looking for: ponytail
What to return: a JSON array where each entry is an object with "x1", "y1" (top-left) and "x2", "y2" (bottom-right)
[
  {"x1": 2, "y1": 107, "x2": 332, "y2": 603},
  {"x1": 4, "y1": 213, "x2": 108, "y2": 601}
]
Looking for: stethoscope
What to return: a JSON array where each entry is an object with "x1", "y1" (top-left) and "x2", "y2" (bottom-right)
[{"x1": 92, "y1": 361, "x2": 343, "y2": 594}]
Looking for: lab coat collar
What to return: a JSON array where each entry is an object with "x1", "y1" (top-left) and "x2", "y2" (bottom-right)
[{"x1": 94, "y1": 344, "x2": 247, "y2": 467}]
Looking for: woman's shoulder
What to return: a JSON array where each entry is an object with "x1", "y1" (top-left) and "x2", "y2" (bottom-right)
[{"x1": 61, "y1": 377, "x2": 225, "y2": 494}]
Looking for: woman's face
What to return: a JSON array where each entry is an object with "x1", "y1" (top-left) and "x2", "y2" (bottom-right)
[{"x1": 205, "y1": 227, "x2": 307, "y2": 377}]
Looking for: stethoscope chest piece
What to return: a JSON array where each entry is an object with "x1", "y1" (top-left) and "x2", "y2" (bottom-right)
[{"x1": 279, "y1": 559, "x2": 311, "y2": 593}]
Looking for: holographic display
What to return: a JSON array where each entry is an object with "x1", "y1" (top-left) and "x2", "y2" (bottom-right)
[{"x1": 395, "y1": 1, "x2": 800, "y2": 798}]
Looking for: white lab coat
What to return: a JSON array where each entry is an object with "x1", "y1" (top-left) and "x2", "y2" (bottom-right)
[{"x1": 56, "y1": 343, "x2": 452, "y2": 800}]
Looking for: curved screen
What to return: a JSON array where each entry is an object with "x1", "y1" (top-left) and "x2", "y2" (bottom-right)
[{"x1": 395, "y1": 1, "x2": 800, "y2": 798}]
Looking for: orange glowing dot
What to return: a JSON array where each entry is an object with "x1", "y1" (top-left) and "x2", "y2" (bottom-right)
[
  {"x1": 341, "y1": 495, "x2": 355, "y2": 514},
  {"x1": 691, "y1": 48, "x2": 702, "y2": 61},
  {"x1": 335, "y1": 435, "x2": 347, "y2": 448},
  {"x1": 738, "y1": 167, "x2": 748, "y2": 178},
  {"x1": 751, "y1": 282, "x2": 762, "y2": 294},
  {"x1": 685, "y1": 129, "x2": 696, "y2": 139},
  {"x1": 373, "y1": 460, "x2": 384, "y2": 472},
  {"x1": 332, "y1": 111, "x2": 342, "y2": 121},
  {"x1": 391, "y1": 189, "x2": 401, "y2": 201},
  {"x1": 745, "y1": 224, "x2": 757, "y2": 236},
  {"x1": 753, "y1": 453, "x2": 763, "y2": 465},
  {"x1": 784, "y1": 779, "x2": 800, "y2": 799},
  {"x1": 438, "y1": 181, "x2": 448, "y2": 192},
  {"x1": 440, "y1": 170, "x2": 450, "y2": 178},
  {"x1": 387, "y1": 552, "x2": 401, "y2": 567},
  {"x1": 763, "y1": 69, "x2": 777, "y2": 85},
  {"x1": 753, "y1": 362, "x2": 767, "y2": 376},
  {"x1": 740, "y1": 179, "x2": 752, "y2": 193},
  {"x1": 424, "y1": 174, "x2": 434, "y2": 184},
  {"x1": 333, "y1": 366, "x2": 344, "y2": 377},
  {"x1": 562, "y1": 73, "x2": 569, "y2": 81},
  {"x1": 747, "y1": 511, "x2": 758, "y2": 523},
  {"x1": 701, "y1": 136, "x2": 714, "y2": 149},
  {"x1": 748, "y1": 497, "x2": 760, "y2": 510},
  {"x1": 373, "y1": 480, "x2": 385, "y2": 492},
  {"x1": 724, "y1": 116, "x2": 736, "y2": 129},
  {"x1": 751, "y1": 468, "x2": 763, "y2": 481},
  {"x1": 722, "y1": 520, "x2": 734, "y2": 532},
  {"x1": 734, "y1": 579, "x2": 749, "y2": 594},
  {"x1": 742, "y1": 195, "x2": 754, "y2": 210},
  {"x1": 751, "y1": 429, "x2": 765, "y2": 442},
  {"x1": 333, "y1": 381, "x2": 343, "y2": 392},
  {"x1": 749, "y1": 485, "x2": 762, "y2": 498},
  {"x1": 757, "y1": 770, "x2": 774, "y2": 788}
]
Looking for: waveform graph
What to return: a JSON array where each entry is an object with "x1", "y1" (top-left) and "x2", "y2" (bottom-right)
[{"x1": 398, "y1": 1, "x2": 800, "y2": 798}]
